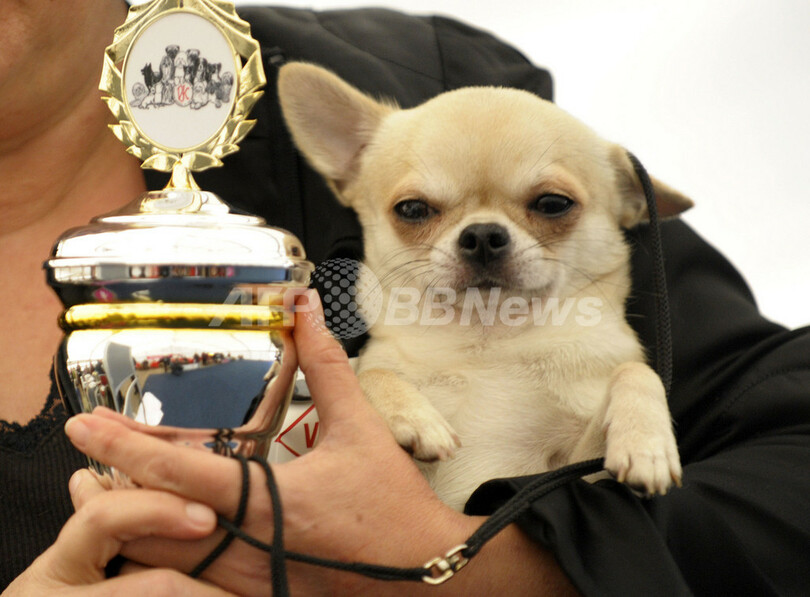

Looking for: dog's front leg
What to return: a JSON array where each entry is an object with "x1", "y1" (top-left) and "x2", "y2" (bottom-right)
[
  {"x1": 358, "y1": 368, "x2": 461, "y2": 462},
  {"x1": 572, "y1": 362, "x2": 682, "y2": 495}
]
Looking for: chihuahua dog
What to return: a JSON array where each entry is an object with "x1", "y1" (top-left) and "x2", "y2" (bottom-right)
[{"x1": 279, "y1": 63, "x2": 689, "y2": 510}]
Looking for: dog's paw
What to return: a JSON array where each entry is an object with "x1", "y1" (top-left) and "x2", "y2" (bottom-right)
[
  {"x1": 356, "y1": 368, "x2": 461, "y2": 461},
  {"x1": 604, "y1": 426, "x2": 682, "y2": 496},
  {"x1": 386, "y1": 410, "x2": 461, "y2": 462}
]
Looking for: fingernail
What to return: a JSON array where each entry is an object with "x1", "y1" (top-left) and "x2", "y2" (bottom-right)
[
  {"x1": 294, "y1": 288, "x2": 321, "y2": 312},
  {"x1": 68, "y1": 470, "x2": 85, "y2": 496},
  {"x1": 305, "y1": 290, "x2": 327, "y2": 327},
  {"x1": 64, "y1": 417, "x2": 90, "y2": 448},
  {"x1": 305, "y1": 288, "x2": 321, "y2": 306},
  {"x1": 185, "y1": 502, "x2": 216, "y2": 529}
]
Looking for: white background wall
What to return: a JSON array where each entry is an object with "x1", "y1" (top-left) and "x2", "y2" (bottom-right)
[{"x1": 224, "y1": 1, "x2": 809, "y2": 329}]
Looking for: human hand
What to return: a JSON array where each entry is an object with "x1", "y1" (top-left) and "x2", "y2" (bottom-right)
[
  {"x1": 1, "y1": 468, "x2": 233, "y2": 596},
  {"x1": 64, "y1": 290, "x2": 575, "y2": 596},
  {"x1": 64, "y1": 290, "x2": 473, "y2": 595}
]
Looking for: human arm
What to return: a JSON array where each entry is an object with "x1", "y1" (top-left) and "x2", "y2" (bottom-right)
[{"x1": 63, "y1": 290, "x2": 578, "y2": 596}]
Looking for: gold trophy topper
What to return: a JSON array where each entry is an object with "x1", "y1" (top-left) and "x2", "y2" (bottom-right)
[{"x1": 100, "y1": 0, "x2": 266, "y2": 191}]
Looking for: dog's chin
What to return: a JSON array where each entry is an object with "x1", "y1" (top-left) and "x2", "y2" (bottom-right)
[
  {"x1": 467, "y1": 276, "x2": 503, "y2": 290},
  {"x1": 427, "y1": 259, "x2": 559, "y2": 299},
  {"x1": 453, "y1": 271, "x2": 554, "y2": 300}
]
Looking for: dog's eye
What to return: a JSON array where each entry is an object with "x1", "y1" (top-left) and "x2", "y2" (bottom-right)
[
  {"x1": 530, "y1": 194, "x2": 575, "y2": 217},
  {"x1": 394, "y1": 199, "x2": 437, "y2": 222}
]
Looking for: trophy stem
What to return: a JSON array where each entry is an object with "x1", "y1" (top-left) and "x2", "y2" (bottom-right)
[{"x1": 167, "y1": 162, "x2": 201, "y2": 192}]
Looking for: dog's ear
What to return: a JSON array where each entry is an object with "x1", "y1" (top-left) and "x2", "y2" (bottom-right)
[
  {"x1": 611, "y1": 146, "x2": 694, "y2": 228},
  {"x1": 278, "y1": 62, "x2": 395, "y2": 203}
]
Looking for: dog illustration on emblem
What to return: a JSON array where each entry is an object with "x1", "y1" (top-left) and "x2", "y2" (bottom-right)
[{"x1": 129, "y1": 44, "x2": 234, "y2": 110}]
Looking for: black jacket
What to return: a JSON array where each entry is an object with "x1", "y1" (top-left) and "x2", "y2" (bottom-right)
[{"x1": 3, "y1": 7, "x2": 808, "y2": 595}]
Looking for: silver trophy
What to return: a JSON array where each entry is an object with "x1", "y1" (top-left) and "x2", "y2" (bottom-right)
[{"x1": 45, "y1": 1, "x2": 313, "y2": 479}]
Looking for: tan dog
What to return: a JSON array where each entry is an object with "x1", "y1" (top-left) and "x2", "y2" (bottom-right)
[{"x1": 279, "y1": 63, "x2": 689, "y2": 510}]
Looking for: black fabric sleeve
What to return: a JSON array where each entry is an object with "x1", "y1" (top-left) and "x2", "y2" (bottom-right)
[
  {"x1": 167, "y1": 9, "x2": 810, "y2": 593},
  {"x1": 467, "y1": 221, "x2": 810, "y2": 596}
]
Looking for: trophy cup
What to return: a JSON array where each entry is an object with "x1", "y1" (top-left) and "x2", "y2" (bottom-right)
[{"x1": 45, "y1": 1, "x2": 313, "y2": 480}]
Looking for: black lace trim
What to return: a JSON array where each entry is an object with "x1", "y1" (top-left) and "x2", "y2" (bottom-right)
[{"x1": 0, "y1": 374, "x2": 66, "y2": 454}]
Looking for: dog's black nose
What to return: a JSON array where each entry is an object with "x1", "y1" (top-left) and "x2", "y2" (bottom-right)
[{"x1": 458, "y1": 223, "x2": 511, "y2": 266}]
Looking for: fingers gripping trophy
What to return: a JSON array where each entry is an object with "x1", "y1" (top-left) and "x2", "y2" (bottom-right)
[{"x1": 45, "y1": 0, "x2": 314, "y2": 482}]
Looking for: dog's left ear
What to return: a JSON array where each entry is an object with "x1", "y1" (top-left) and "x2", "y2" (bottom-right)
[
  {"x1": 278, "y1": 62, "x2": 395, "y2": 202},
  {"x1": 611, "y1": 146, "x2": 694, "y2": 228}
]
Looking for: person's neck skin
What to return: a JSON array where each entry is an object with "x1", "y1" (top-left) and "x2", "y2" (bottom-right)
[{"x1": 0, "y1": 0, "x2": 146, "y2": 424}]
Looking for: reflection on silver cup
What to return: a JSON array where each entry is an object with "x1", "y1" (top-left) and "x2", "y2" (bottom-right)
[{"x1": 55, "y1": 325, "x2": 295, "y2": 477}]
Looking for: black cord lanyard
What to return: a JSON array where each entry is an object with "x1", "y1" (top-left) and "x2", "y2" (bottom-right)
[
  {"x1": 627, "y1": 151, "x2": 674, "y2": 396},
  {"x1": 191, "y1": 456, "x2": 606, "y2": 594},
  {"x1": 189, "y1": 152, "x2": 671, "y2": 593}
]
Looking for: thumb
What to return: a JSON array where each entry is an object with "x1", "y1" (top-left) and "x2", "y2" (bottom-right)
[{"x1": 292, "y1": 290, "x2": 375, "y2": 430}]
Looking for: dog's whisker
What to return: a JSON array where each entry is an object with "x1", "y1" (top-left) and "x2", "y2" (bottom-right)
[
  {"x1": 374, "y1": 244, "x2": 442, "y2": 270},
  {"x1": 379, "y1": 267, "x2": 431, "y2": 289},
  {"x1": 379, "y1": 263, "x2": 441, "y2": 290},
  {"x1": 529, "y1": 137, "x2": 569, "y2": 174}
]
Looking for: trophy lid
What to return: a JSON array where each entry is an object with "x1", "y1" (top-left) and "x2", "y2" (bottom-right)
[{"x1": 45, "y1": 188, "x2": 314, "y2": 307}]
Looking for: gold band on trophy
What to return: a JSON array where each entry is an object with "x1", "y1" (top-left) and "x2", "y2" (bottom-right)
[
  {"x1": 60, "y1": 303, "x2": 290, "y2": 331},
  {"x1": 99, "y1": 0, "x2": 266, "y2": 190}
]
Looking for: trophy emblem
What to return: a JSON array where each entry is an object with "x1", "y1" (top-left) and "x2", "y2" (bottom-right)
[
  {"x1": 46, "y1": 0, "x2": 313, "y2": 481},
  {"x1": 100, "y1": 0, "x2": 265, "y2": 190}
]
